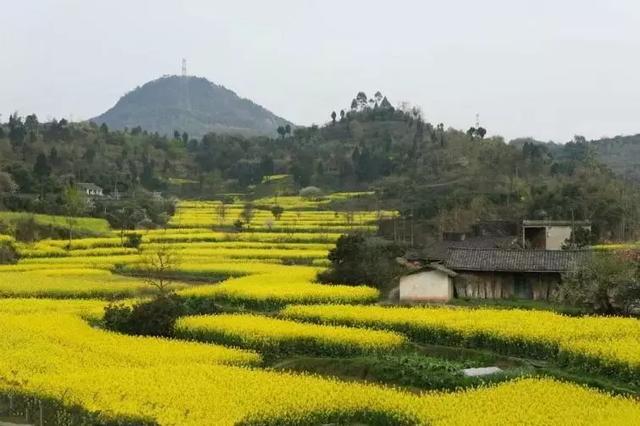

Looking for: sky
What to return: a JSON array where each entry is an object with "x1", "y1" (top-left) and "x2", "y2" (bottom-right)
[{"x1": 1, "y1": 0, "x2": 640, "y2": 142}]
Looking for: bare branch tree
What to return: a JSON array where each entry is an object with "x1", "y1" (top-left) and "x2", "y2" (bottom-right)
[{"x1": 138, "y1": 244, "x2": 181, "y2": 295}]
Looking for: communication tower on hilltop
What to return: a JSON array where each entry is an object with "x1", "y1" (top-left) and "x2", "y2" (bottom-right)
[
  {"x1": 475, "y1": 113, "x2": 480, "y2": 129},
  {"x1": 180, "y1": 58, "x2": 191, "y2": 111}
]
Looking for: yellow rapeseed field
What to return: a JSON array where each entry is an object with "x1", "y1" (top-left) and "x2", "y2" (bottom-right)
[
  {"x1": 176, "y1": 313, "x2": 407, "y2": 356},
  {"x1": 179, "y1": 265, "x2": 379, "y2": 308},
  {"x1": 1, "y1": 300, "x2": 639, "y2": 424},
  {"x1": 282, "y1": 304, "x2": 640, "y2": 380},
  {"x1": 1, "y1": 197, "x2": 640, "y2": 424}
]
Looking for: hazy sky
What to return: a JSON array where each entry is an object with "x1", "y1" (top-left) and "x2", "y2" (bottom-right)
[{"x1": 1, "y1": 0, "x2": 640, "y2": 142}]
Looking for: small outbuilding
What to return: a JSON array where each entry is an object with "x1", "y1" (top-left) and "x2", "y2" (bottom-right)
[
  {"x1": 522, "y1": 220, "x2": 591, "y2": 250},
  {"x1": 399, "y1": 263, "x2": 457, "y2": 303}
]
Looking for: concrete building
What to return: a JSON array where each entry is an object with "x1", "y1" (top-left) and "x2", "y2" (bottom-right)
[
  {"x1": 399, "y1": 263, "x2": 457, "y2": 303},
  {"x1": 522, "y1": 220, "x2": 591, "y2": 250}
]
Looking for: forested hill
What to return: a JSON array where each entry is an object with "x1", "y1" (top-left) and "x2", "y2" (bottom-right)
[
  {"x1": 1, "y1": 92, "x2": 640, "y2": 241},
  {"x1": 511, "y1": 134, "x2": 640, "y2": 183},
  {"x1": 91, "y1": 75, "x2": 292, "y2": 138},
  {"x1": 586, "y1": 134, "x2": 640, "y2": 182}
]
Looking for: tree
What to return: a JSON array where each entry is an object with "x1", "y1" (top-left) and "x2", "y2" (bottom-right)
[
  {"x1": 33, "y1": 153, "x2": 51, "y2": 179},
  {"x1": 62, "y1": 186, "x2": 88, "y2": 248},
  {"x1": 277, "y1": 126, "x2": 286, "y2": 139},
  {"x1": 240, "y1": 202, "x2": 255, "y2": 225},
  {"x1": 285, "y1": 124, "x2": 292, "y2": 136},
  {"x1": 340, "y1": 110, "x2": 346, "y2": 121},
  {"x1": 138, "y1": 244, "x2": 181, "y2": 295},
  {"x1": 0, "y1": 172, "x2": 17, "y2": 195},
  {"x1": 215, "y1": 201, "x2": 228, "y2": 226},
  {"x1": 374, "y1": 91, "x2": 383, "y2": 105},
  {"x1": 317, "y1": 234, "x2": 405, "y2": 291},
  {"x1": 559, "y1": 250, "x2": 640, "y2": 315},
  {"x1": 331, "y1": 111, "x2": 337, "y2": 124},
  {"x1": 467, "y1": 127, "x2": 476, "y2": 139},
  {"x1": 271, "y1": 205, "x2": 284, "y2": 220},
  {"x1": 8, "y1": 113, "x2": 25, "y2": 146},
  {"x1": 562, "y1": 227, "x2": 594, "y2": 249},
  {"x1": 380, "y1": 97, "x2": 393, "y2": 110},
  {"x1": 355, "y1": 92, "x2": 368, "y2": 110}
]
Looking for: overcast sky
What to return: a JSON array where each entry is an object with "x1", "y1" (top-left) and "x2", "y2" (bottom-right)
[{"x1": 1, "y1": 0, "x2": 639, "y2": 142}]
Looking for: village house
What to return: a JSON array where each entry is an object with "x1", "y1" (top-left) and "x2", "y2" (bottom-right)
[
  {"x1": 399, "y1": 248, "x2": 590, "y2": 303},
  {"x1": 76, "y1": 182, "x2": 104, "y2": 197}
]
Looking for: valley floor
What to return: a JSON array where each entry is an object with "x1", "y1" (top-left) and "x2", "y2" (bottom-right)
[{"x1": 0, "y1": 197, "x2": 639, "y2": 425}]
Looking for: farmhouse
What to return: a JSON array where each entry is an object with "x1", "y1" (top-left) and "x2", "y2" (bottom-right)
[
  {"x1": 76, "y1": 182, "x2": 104, "y2": 197},
  {"x1": 399, "y1": 248, "x2": 590, "y2": 303}
]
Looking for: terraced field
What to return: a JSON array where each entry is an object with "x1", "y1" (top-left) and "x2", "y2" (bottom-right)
[{"x1": 1, "y1": 195, "x2": 639, "y2": 425}]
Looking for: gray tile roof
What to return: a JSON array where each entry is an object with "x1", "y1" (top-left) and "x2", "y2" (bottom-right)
[{"x1": 445, "y1": 248, "x2": 591, "y2": 273}]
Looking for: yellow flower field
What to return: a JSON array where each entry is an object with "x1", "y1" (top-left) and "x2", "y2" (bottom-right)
[
  {"x1": 0, "y1": 300, "x2": 639, "y2": 425},
  {"x1": 179, "y1": 265, "x2": 380, "y2": 308},
  {"x1": 282, "y1": 304, "x2": 640, "y2": 380},
  {"x1": 0, "y1": 269, "x2": 190, "y2": 298},
  {"x1": 2, "y1": 197, "x2": 640, "y2": 424},
  {"x1": 176, "y1": 313, "x2": 407, "y2": 356}
]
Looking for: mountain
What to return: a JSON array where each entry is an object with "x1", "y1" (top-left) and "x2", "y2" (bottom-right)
[{"x1": 91, "y1": 75, "x2": 292, "y2": 138}]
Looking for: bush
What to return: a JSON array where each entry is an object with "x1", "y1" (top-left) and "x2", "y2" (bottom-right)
[
  {"x1": 104, "y1": 294, "x2": 183, "y2": 337},
  {"x1": 124, "y1": 233, "x2": 143, "y2": 248},
  {"x1": 14, "y1": 217, "x2": 38, "y2": 242},
  {"x1": 318, "y1": 234, "x2": 405, "y2": 291},
  {"x1": 270, "y1": 205, "x2": 284, "y2": 220},
  {"x1": 0, "y1": 239, "x2": 19, "y2": 264}
]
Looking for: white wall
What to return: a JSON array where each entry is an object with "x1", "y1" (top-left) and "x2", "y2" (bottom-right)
[
  {"x1": 545, "y1": 226, "x2": 572, "y2": 250},
  {"x1": 399, "y1": 270, "x2": 452, "y2": 302}
]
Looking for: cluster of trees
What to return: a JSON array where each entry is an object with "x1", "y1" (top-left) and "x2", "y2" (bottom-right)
[
  {"x1": 318, "y1": 233, "x2": 405, "y2": 294},
  {"x1": 3, "y1": 94, "x2": 640, "y2": 242}
]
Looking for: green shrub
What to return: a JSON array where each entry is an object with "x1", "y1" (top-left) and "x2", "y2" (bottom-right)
[
  {"x1": 104, "y1": 294, "x2": 183, "y2": 337},
  {"x1": 124, "y1": 233, "x2": 143, "y2": 249}
]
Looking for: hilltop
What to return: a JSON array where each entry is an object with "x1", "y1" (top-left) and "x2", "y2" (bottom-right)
[{"x1": 91, "y1": 75, "x2": 292, "y2": 138}]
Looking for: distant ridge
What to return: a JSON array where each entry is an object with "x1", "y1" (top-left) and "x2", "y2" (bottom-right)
[{"x1": 91, "y1": 75, "x2": 292, "y2": 138}]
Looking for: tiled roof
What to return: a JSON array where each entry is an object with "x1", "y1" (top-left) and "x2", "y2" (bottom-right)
[
  {"x1": 445, "y1": 248, "x2": 590, "y2": 273},
  {"x1": 411, "y1": 237, "x2": 520, "y2": 262}
]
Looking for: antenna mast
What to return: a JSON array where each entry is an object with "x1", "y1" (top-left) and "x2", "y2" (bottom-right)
[
  {"x1": 181, "y1": 58, "x2": 187, "y2": 77},
  {"x1": 475, "y1": 113, "x2": 480, "y2": 129}
]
